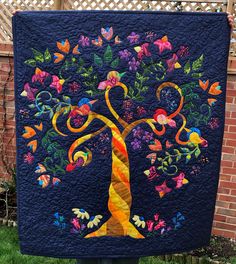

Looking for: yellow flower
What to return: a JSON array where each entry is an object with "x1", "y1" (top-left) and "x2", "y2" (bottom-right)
[
  {"x1": 87, "y1": 215, "x2": 103, "y2": 228},
  {"x1": 132, "y1": 215, "x2": 145, "y2": 228},
  {"x1": 72, "y1": 208, "x2": 90, "y2": 220}
]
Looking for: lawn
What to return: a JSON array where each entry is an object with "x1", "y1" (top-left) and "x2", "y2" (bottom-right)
[{"x1": 0, "y1": 226, "x2": 169, "y2": 264}]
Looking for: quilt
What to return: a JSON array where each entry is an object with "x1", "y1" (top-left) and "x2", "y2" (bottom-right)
[{"x1": 12, "y1": 10, "x2": 230, "y2": 258}]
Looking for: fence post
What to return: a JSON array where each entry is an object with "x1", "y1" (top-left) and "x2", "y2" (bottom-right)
[
  {"x1": 54, "y1": 0, "x2": 64, "y2": 10},
  {"x1": 227, "y1": 0, "x2": 234, "y2": 13}
]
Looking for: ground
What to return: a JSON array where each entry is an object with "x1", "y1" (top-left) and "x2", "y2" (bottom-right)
[{"x1": 0, "y1": 226, "x2": 171, "y2": 264}]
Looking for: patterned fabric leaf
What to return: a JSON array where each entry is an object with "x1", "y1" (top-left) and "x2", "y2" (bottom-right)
[
  {"x1": 104, "y1": 45, "x2": 113, "y2": 63},
  {"x1": 31, "y1": 48, "x2": 44, "y2": 63},
  {"x1": 94, "y1": 54, "x2": 103, "y2": 67}
]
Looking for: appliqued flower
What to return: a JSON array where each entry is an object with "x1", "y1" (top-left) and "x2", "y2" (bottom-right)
[
  {"x1": 123, "y1": 111, "x2": 133, "y2": 122},
  {"x1": 131, "y1": 138, "x2": 142, "y2": 150},
  {"x1": 32, "y1": 68, "x2": 50, "y2": 83},
  {"x1": 98, "y1": 71, "x2": 124, "y2": 90},
  {"x1": 78, "y1": 35, "x2": 90, "y2": 47},
  {"x1": 134, "y1": 43, "x2": 151, "y2": 60},
  {"x1": 71, "y1": 217, "x2": 81, "y2": 230},
  {"x1": 146, "y1": 220, "x2": 154, "y2": 232},
  {"x1": 132, "y1": 126, "x2": 144, "y2": 139},
  {"x1": 23, "y1": 152, "x2": 34, "y2": 164},
  {"x1": 122, "y1": 99, "x2": 133, "y2": 110},
  {"x1": 69, "y1": 81, "x2": 80, "y2": 93},
  {"x1": 73, "y1": 115, "x2": 84, "y2": 127},
  {"x1": 101, "y1": 27, "x2": 113, "y2": 41},
  {"x1": 153, "y1": 109, "x2": 176, "y2": 127},
  {"x1": 127, "y1": 32, "x2": 140, "y2": 44},
  {"x1": 142, "y1": 131, "x2": 154, "y2": 143},
  {"x1": 72, "y1": 208, "x2": 90, "y2": 220},
  {"x1": 50, "y1": 75, "x2": 65, "y2": 93},
  {"x1": 128, "y1": 57, "x2": 140, "y2": 72},
  {"x1": 154, "y1": 219, "x2": 166, "y2": 230},
  {"x1": 154, "y1": 35, "x2": 172, "y2": 54},
  {"x1": 87, "y1": 215, "x2": 103, "y2": 228},
  {"x1": 20, "y1": 83, "x2": 38, "y2": 101},
  {"x1": 132, "y1": 215, "x2": 145, "y2": 228},
  {"x1": 119, "y1": 49, "x2": 131, "y2": 61},
  {"x1": 136, "y1": 106, "x2": 147, "y2": 116},
  {"x1": 54, "y1": 39, "x2": 80, "y2": 63}
]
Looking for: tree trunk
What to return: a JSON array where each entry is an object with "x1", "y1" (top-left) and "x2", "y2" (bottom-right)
[{"x1": 85, "y1": 126, "x2": 144, "y2": 238}]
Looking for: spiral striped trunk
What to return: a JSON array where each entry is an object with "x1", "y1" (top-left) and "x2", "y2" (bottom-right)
[{"x1": 85, "y1": 125, "x2": 144, "y2": 238}]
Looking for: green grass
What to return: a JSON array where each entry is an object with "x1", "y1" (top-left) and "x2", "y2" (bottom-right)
[{"x1": 0, "y1": 226, "x2": 169, "y2": 264}]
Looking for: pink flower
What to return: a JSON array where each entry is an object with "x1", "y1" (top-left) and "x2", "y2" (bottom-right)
[
  {"x1": 98, "y1": 71, "x2": 122, "y2": 90},
  {"x1": 24, "y1": 152, "x2": 34, "y2": 164},
  {"x1": 146, "y1": 220, "x2": 154, "y2": 232},
  {"x1": 32, "y1": 69, "x2": 50, "y2": 83},
  {"x1": 71, "y1": 218, "x2": 81, "y2": 230},
  {"x1": 50, "y1": 75, "x2": 65, "y2": 93},
  {"x1": 154, "y1": 220, "x2": 166, "y2": 230},
  {"x1": 154, "y1": 213, "x2": 159, "y2": 221},
  {"x1": 154, "y1": 35, "x2": 172, "y2": 54}
]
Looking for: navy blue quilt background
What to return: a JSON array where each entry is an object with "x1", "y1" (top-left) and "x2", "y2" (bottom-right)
[{"x1": 13, "y1": 11, "x2": 230, "y2": 258}]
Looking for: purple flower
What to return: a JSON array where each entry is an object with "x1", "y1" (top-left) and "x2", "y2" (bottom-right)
[
  {"x1": 99, "y1": 133, "x2": 110, "y2": 143},
  {"x1": 132, "y1": 126, "x2": 144, "y2": 139},
  {"x1": 122, "y1": 99, "x2": 133, "y2": 110},
  {"x1": 23, "y1": 152, "x2": 34, "y2": 164},
  {"x1": 69, "y1": 81, "x2": 80, "y2": 93},
  {"x1": 136, "y1": 106, "x2": 147, "y2": 116},
  {"x1": 131, "y1": 138, "x2": 142, "y2": 150},
  {"x1": 78, "y1": 35, "x2": 90, "y2": 47},
  {"x1": 73, "y1": 116, "x2": 84, "y2": 127},
  {"x1": 208, "y1": 117, "x2": 220, "y2": 130},
  {"x1": 128, "y1": 57, "x2": 140, "y2": 72},
  {"x1": 127, "y1": 32, "x2": 140, "y2": 44},
  {"x1": 145, "y1": 31, "x2": 157, "y2": 42},
  {"x1": 119, "y1": 49, "x2": 132, "y2": 61},
  {"x1": 142, "y1": 131, "x2": 154, "y2": 143},
  {"x1": 123, "y1": 111, "x2": 133, "y2": 122}
]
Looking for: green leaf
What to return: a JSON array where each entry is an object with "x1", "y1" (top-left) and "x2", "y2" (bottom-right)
[
  {"x1": 31, "y1": 48, "x2": 44, "y2": 63},
  {"x1": 104, "y1": 45, "x2": 112, "y2": 63},
  {"x1": 180, "y1": 147, "x2": 189, "y2": 153},
  {"x1": 111, "y1": 58, "x2": 119, "y2": 68},
  {"x1": 34, "y1": 112, "x2": 42, "y2": 117},
  {"x1": 168, "y1": 157, "x2": 173, "y2": 164},
  {"x1": 87, "y1": 66, "x2": 93, "y2": 74},
  {"x1": 24, "y1": 59, "x2": 36, "y2": 67},
  {"x1": 195, "y1": 148, "x2": 201, "y2": 158},
  {"x1": 94, "y1": 54, "x2": 103, "y2": 67},
  {"x1": 62, "y1": 95, "x2": 71, "y2": 104},
  {"x1": 186, "y1": 154, "x2": 191, "y2": 163},
  {"x1": 176, "y1": 155, "x2": 181, "y2": 162},
  {"x1": 56, "y1": 104, "x2": 62, "y2": 112},
  {"x1": 192, "y1": 54, "x2": 204, "y2": 71},
  {"x1": 184, "y1": 60, "x2": 191, "y2": 74},
  {"x1": 28, "y1": 104, "x2": 35, "y2": 109},
  {"x1": 85, "y1": 90, "x2": 94, "y2": 96},
  {"x1": 191, "y1": 72, "x2": 203, "y2": 78},
  {"x1": 163, "y1": 161, "x2": 168, "y2": 166},
  {"x1": 78, "y1": 58, "x2": 84, "y2": 66},
  {"x1": 44, "y1": 48, "x2": 51, "y2": 62}
]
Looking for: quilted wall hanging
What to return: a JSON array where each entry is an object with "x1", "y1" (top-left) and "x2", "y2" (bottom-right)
[{"x1": 13, "y1": 10, "x2": 230, "y2": 258}]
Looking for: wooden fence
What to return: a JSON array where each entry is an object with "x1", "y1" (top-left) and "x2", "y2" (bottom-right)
[{"x1": 0, "y1": 0, "x2": 236, "y2": 56}]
